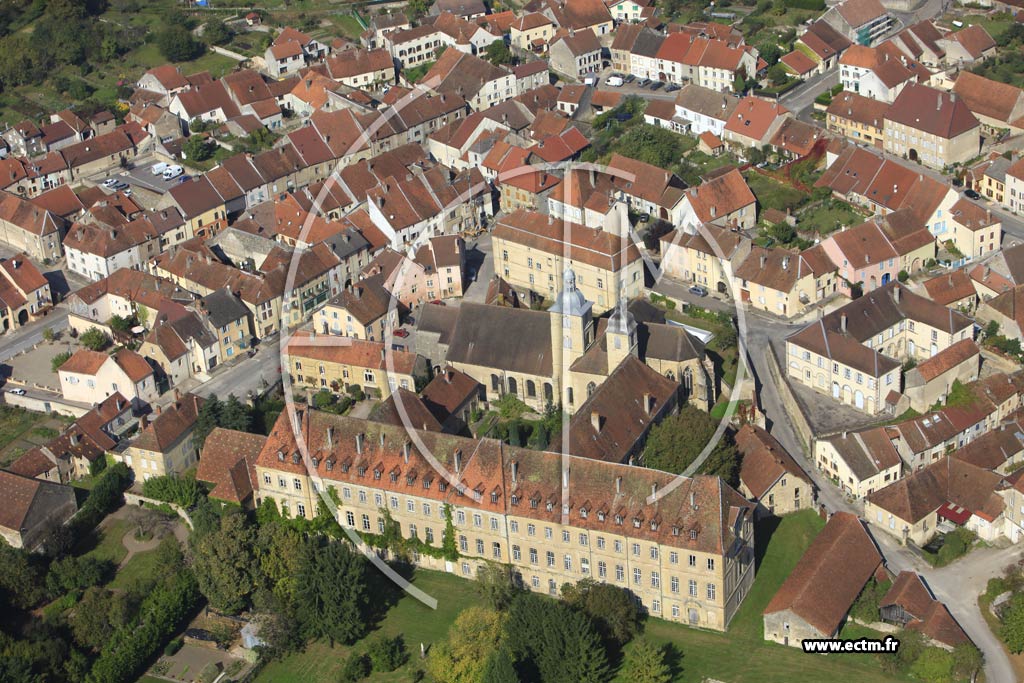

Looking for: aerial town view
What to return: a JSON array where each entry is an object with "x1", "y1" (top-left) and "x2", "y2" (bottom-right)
[{"x1": 5, "y1": 0, "x2": 1024, "y2": 680}]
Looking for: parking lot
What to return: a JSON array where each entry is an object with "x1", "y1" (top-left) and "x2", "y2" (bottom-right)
[
  {"x1": 598, "y1": 71, "x2": 681, "y2": 100},
  {"x1": 92, "y1": 160, "x2": 189, "y2": 197}
]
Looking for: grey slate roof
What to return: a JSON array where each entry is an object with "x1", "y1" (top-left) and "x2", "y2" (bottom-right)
[
  {"x1": 201, "y1": 288, "x2": 250, "y2": 328},
  {"x1": 446, "y1": 302, "x2": 553, "y2": 376}
]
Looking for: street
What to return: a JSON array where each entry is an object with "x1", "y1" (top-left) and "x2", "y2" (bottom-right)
[
  {"x1": 0, "y1": 308, "x2": 68, "y2": 366},
  {"x1": 189, "y1": 341, "x2": 282, "y2": 401}
]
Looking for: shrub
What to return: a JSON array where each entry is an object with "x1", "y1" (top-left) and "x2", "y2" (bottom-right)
[
  {"x1": 897, "y1": 270, "x2": 909, "y2": 283},
  {"x1": 79, "y1": 327, "x2": 109, "y2": 351},
  {"x1": 347, "y1": 384, "x2": 365, "y2": 401},
  {"x1": 339, "y1": 653, "x2": 371, "y2": 682},
  {"x1": 164, "y1": 637, "x2": 183, "y2": 656},
  {"x1": 368, "y1": 634, "x2": 408, "y2": 672},
  {"x1": 51, "y1": 350, "x2": 72, "y2": 372}
]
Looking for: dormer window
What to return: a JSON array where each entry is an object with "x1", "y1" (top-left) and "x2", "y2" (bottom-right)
[
  {"x1": 389, "y1": 472, "x2": 398, "y2": 483},
  {"x1": 597, "y1": 511, "x2": 606, "y2": 522},
  {"x1": 325, "y1": 459, "x2": 334, "y2": 471},
  {"x1": 530, "y1": 497, "x2": 539, "y2": 509},
  {"x1": 490, "y1": 491, "x2": 499, "y2": 503},
  {"x1": 422, "y1": 479, "x2": 431, "y2": 489},
  {"x1": 357, "y1": 466, "x2": 366, "y2": 477},
  {"x1": 580, "y1": 508, "x2": 588, "y2": 519},
  {"x1": 406, "y1": 475, "x2": 415, "y2": 485},
  {"x1": 373, "y1": 469, "x2": 382, "y2": 480},
  {"x1": 650, "y1": 521, "x2": 658, "y2": 531},
  {"x1": 311, "y1": 457, "x2": 319, "y2": 467},
  {"x1": 341, "y1": 462, "x2": 349, "y2": 473},
  {"x1": 633, "y1": 518, "x2": 641, "y2": 528},
  {"x1": 672, "y1": 526, "x2": 680, "y2": 536},
  {"x1": 690, "y1": 529, "x2": 698, "y2": 540},
  {"x1": 614, "y1": 515, "x2": 623, "y2": 525},
  {"x1": 546, "y1": 502, "x2": 554, "y2": 512},
  {"x1": 510, "y1": 494, "x2": 519, "y2": 506}
]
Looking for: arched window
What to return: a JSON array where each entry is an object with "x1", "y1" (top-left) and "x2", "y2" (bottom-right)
[
  {"x1": 586, "y1": 382, "x2": 596, "y2": 397},
  {"x1": 490, "y1": 374, "x2": 500, "y2": 392},
  {"x1": 508, "y1": 377, "x2": 518, "y2": 395},
  {"x1": 526, "y1": 380, "x2": 536, "y2": 398},
  {"x1": 544, "y1": 383, "x2": 553, "y2": 401},
  {"x1": 683, "y1": 367, "x2": 693, "y2": 391}
]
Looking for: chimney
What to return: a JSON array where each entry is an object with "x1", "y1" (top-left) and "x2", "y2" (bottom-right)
[
  {"x1": 454, "y1": 448, "x2": 462, "y2": 472},
  {"x1": 893, "y1": 284, "x2": 901, "y2": 303},
  {"x1": 589, "y1": 168, "x2": 595, "y2": 185},
  {"x1": 277, "y1": 449, "x2": 284, "y2": 461},
  {"x1": 511, "y1": 460, "x2": 518, "y2": 484},
  {"x1": 651, "y1": 482, "x2": 657, "y2": 497},
  {"x1": 326, "y1": 426, "x2": 333, "y2": 448},
  {"x1": 841, "y1": 313, "x2": 848, "y2": 333},
  {"x1": 403, "y1": 441, "x2": 410, "y2": 462},
  {"x1": 782, "y1": 256, "x2": 789, "y2": 270},
  {"x1": 355, "y1": 432, "x2": 364, "y2": 454},
  {"x1": 154, "y1": 405, "x2": 162, "y2": 415},
  {"x1": 445, "y1": 369, "x2": 453, "y2": 383},
  {"x1": 643, "y1": 392, "x2": 653, "y2": 415},
  {"x1": 140, "y1": 414, "x2": 149, "y2": 430},
  {"x1": 690, "y1": 491, "x2": 696, "y2": 508},
  {"x1": 562, "y1": 466, "x2": 569, "y2": 489},
  {"x1": 115, "y1": 398, "x2": 123, "y2": 411},
  {"x1": 760, "y1": 254, "x2": 767, "y2": 269},
  {"x1": 591, "y1": 410, "x2": 602, "y2": 432},
  {"x1": 615, "y1": 476, "x2": 622, "y2": 494}
]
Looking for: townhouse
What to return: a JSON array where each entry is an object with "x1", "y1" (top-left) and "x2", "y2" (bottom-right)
[
  {"x1": 139, "y1": 306, "x2": 221, "y2": 387},
  {"x1": 0, "y1": 254, "x2": 51, "y2": 330},
  {"x1": 0, "y1": 191, "x2": 66, "y2": 261},
  {"x1": 286, "y1": 330, "x2": 423, "y2": 398},
  {"x1": 322, "y1": 48, "x2": 396, "y2": 89},
  {"x1": 511, "y1": 12, "x2": 556, "y2": 51},
  {"x1": 422, "y1": 48, "x2": 517, "y2": 112},
  {"x1": 655, "y1": 33, "x2": 760, "y2": 93},
  {"x1": 883, "y1": 83, "x2": 980, "y2": 170},
  {"x1": 785, "y1": 282, "x2": 974, "y2": 414},
  {"x1": 58, "y1": 348, "x2": 159, "y2": 406},
  {"x1": 821, "y1": 0, "x2": 893, "y2": 46},
  {"x1": 360, "y1": 235, "x2": 466, "y2": 308},
  {"x1": 676, "y1": 168, "x2": 758, "y2": 231},
  {"x1": 733, "y1": 246, "x2": 835, "y2": 317},
  {"x1": 252, "y1": 410, "x2": 755, "y2": 630},
  {"x1": 313, "y1": 273, "x2": 398, "y2": 340},
  {"x1": 952, "y1": 71, "x2": 1024, "y2": 136},
  {"x1": 839, "y1": 43, "x2": 928, "y2": 103},
  {"x1": 673, "y1": 85, "x2": 740, "y2": 137},
  {"x1": 63, "y1": 217, "x2": 162, "y2": 282},
  {"x1": 492, "y1": 209, "x2": 644, "y2": 312},
  {"x1": 120, "y1": 393, "x2": 203, "y2": 481},
  {"x1": 722, "y1": 97, "x2": 790, "y2": 152},
  {"x1": 527, "y1": 0, "x2": 613, "y2": 36},
  {"x1": 736, "y1": 424, "x2": 815, "y2": 516},
  {"x1": 659, "y1": 224, "x2": 752, "y2": 293},
  {"x1": 825, "y1": 91, "x2": 889, "y2": 148},
  {"x1": 814, "y1": 428, "x2": 903, "y2": 498},
  {"x1": 794, "y1": 20, "x2": 853, "y2": 73},
  {"x1": 548, "y1": 29, "x2": 602, "y2": 82}
]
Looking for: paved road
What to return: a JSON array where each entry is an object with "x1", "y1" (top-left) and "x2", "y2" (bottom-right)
[
  {"x1": 745, "y1": 311, "x2": 1017, "y2": 683},
  {"x1": 463, "y1": 232, "x2": 494, "y2": 304},
  {"x1": 0, "y1": 308, "x2": 69, "y2": 366},
  {"x1": 780, "y1": 69, "x2": 839, "y2": 122},
  {"x1": 190, "y1": 341, "x2": 281, "y2": 400}
]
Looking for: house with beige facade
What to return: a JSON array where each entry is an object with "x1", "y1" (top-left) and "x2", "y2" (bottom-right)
[
  {"x1": 736, "y1": 425, "x2": 815, "y2": 516},
  {"x1": 120, "y1": 394, "x2": 203, "y2": 480},
  {"x1": 883, "y1": 83, "x2": 980, "y2": 170},
  {"x1": 58, "y1": 348, "x2": 159, "y2": 406}
]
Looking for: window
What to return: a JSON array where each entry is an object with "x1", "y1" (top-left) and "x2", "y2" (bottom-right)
[
  {"x1": 473, "y1": 513, "x2": 482, "y2": 527},
  {"x1": 579, "y1": 533, "x2": 588, "y2": 546},
  {"x1": 596, "y1": 537, "x2": 606, "y2": 550},
  {"x1": 564, "y1": 555, "x2": 573, "y2": 571},
  {"x1": 476, "y1": 539, "x2": 484, "y2": 554},
  {"x1": 707, "y1": 558, "x2": 715, "y2": 571},
  {"x1": 598, "y1": 561, "x2": 607, "y2": 578},
  {"x1": 528, "y1": 524, "x2": 536, "y2": 536},
  {"x1": 423, "y1": 503, "x2": 431, "y2": 516},
  {"x1": 650, "y1": 547, "x2": 659, "y2": 560},
  {"x1": 425, "y1": 528, "x2": 434, "y2": 543},
  {"x1": 407, "y1": 500, "x2": 415, "y2": 513},
  {"x1": 632, "y1": 543, "x2": 640, "y2": 556},
  {"x1": 545, "y1": 527, "x2": 553, "y2": 540},
  {"x1": 614, "y1": 540, "x2": 623, "y2": 553},
  {"x1": 707, "y1": 583, "x2": 717, "y2": 601},
  {"x1": 459, "y1": 535, "x2": 468, "y2": 552},
  {"x1": 492, "y1": 542, "x2": 502, "y2": 559},
  {"x1": 633, "y1": 567, "x2": 642, "y2": 585},
  {"x1": 562, "y1": 530, "x2": 570, "y2": 543},
  {"x1": 296, "y1": 503, "x2": 306, "y2": 518},
  {"x1": 651, "y1": 571, "x2": 660, "y2": 589},
  {"x1": 689, "y1": 579, "x2": 697, "y2": 597},
  {"x1": 409, "y1": 524, "x2": 418, "y2": 539},
  {"x1": 652, "y1": 599, "x2": 661, "y2": 613},
  {"x1": 457, "y1": 510, "x2": 466, "y2": 524},
  {"x1": 671, "y1": 576, "x2": 679, "y2": 593},
  {"x1": 669, "y1": 552, "x2": 678, "y2": 564},
  {"x1": 490, "y1": 517, "x2": 499, "y2": 531},
  {"x1": 546, "y1": 551, "x2": 555, "y2": 567},
  {"x1": 530, "y1": 548, "x2": 538, "y2": 564},
  {"x1": 510, "y1": 520, "x2": 519, "y2": 533},
  {"x1": 615, "y1": 565, "x2": 624, "y2": 582},
  {"x1": 362, "y1": 514, "x2": 371, "y2": 531},
  {"x1": 263, "y1": 473, "x2": 271, "y2": 485},
  {"x1": 512, "y1": 545, "x2": 521, "y2": 561}
]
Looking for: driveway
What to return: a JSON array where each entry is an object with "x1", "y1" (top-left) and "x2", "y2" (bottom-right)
[
  {"x1": 121, "y1": 161, "x2": 190, "y2": 194},
  {"x1": 463, "y1": 232, "x2": 493, "y2": 304}
]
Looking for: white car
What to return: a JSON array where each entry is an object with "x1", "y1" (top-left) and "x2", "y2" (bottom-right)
[
  {"x1": 102, "y1": 178, "x2": 118, "y2": 188},
  {"x1": 162, "y1": 165, "x2": 184, "y2": 180},
  {"x1": 7, "y1": 388, "x2": 25, "y2": 396},
  {"x1": 151, "y1": 162, "x2": 169, "y2": 176},
  {"x1": 606, "y1": 76, "x2": 624, "y2": 87}
]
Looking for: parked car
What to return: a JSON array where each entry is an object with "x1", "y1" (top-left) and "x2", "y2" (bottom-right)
[
  {"x1": 964, "y1": 189, "x2": 981, "y2": 200},
  {"x1": 177, "y1": 175, "x2": 192, "y2": 184},
  {"x1": 430, "y1": 300, "x2": 446, "y2": 306},
  {"x1": 122, "y1": 188, "x2": 133, "y2": 197},
  {"x1": 606, "y1": 76, "x2": 624, "y2": 87},
  {"x1": 102, "y1": 178, "x2": 118, "y2": 188},
  {"x1": 151, "y1": 162, "x2": 169, "y2": 176},
  {"x1": 636, "y1": 78, "x2": 650, "y2": 87},
  {"x1": 665, "y1": 84, "x2": 681, "y2": 92},
  {"x1": 624, "y1": 74, "x2": 636, "y2": 83},
  {"x1": 162, "y1": 165, "x2": 184, "y2": 180},
  {"x1": 6, "y1": 388, "x2": 26, "y2": 396},
  {"x1": 111, "y1": 181, "x2": 128, "y2": 190},
  {"x1": 394, "y1": 328, "x2": 410, "y2": 338},
  {"x1": 689, "y1": 285, "x2": 709, "y2": 297},
  {"x1": 650, "y1": 81, "x2": 663, "y2": 91}
]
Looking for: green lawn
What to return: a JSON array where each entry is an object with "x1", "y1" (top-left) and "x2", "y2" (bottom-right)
[
  {"x1": 79, "y1": 518, "x2": 131, "y2": 566},
  {"x1": 122, "y1": 43, "x2": 240, "y2": 78},
  {"x1": 258, "y1": 514, "x2": 908, "y2": 683},
  {"x1": 330, "y1": 13, "x2": 365, "y2": 40},
  {"x1": 0, "y1": 406, "x2": 47, "y2": 467},
  {"x1": 254, "y1": 570, "x2": 477, "y2": 683},
  {"x1": 109, "y1": 543, "x2": 166, "y2": 591},
  {"x1": 744, "y1": 172, "x2": 809, "y2": 213},
  {"x1": 629, "y1": 511, "x2": 911, "y2": 683},
  {"x1": 796, "y1": 199, "x2": 867, "y2": 235}
]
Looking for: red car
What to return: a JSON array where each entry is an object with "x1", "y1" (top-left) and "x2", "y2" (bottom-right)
[
  {"x1": 430, "y1": 300, "x2": 446, "y2": 306},
  {"x1": 394, "y1": 329, "x2": 410, "y2": 338}
]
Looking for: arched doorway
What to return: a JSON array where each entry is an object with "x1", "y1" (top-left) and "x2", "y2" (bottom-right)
[
  {"x1": 832, "y1": 382, "x2": 840, "y2": 399},
  {"x1": 869, "y1": 275, "x2": 877, "y2": 290},
  {"x1": 854, "y1": 390, "x2": 864, "y2": 409},
  {"x1": 908, "y1": 149, "x2": 919, "y2": 162},
  {"x1": 911, "y1": 258, "x2": 921, "y2": 272},
  {"x1": 17, "y1": 310, "x2": 27, "y2": 326},
  {"x1": 881, "y1": 273, "x2": 890, "y2": 285}
]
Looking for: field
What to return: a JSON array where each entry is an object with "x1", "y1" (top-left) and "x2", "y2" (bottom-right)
[
  {"x1": 0, "y1": 405, "x2": 51, "y2": 467},
  {"x1": 256, "y1": 512, "x2": 912, "y2": 683},
  {"x1": 744, "y1": 171, "x2": 808, "y2": 213},
  {"x1": 796, "y1": 199, "x2": 867, "y2": 235}
]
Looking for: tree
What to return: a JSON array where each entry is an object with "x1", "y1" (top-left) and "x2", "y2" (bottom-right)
[
  {"x1": 643, "y1": 405, "x2": 738, "y2": 478},
  {"x1": 746, "y1": 146, "x2": 766, "y2": 165},
  {"x1": 485, "y1": 40, "x2": 512, "y2": 65},
  {"x1": 951, "y1": 642, "x2": 982, "y2": 680},
  {"x1": 42, "y1": 327, "x2": 54, "y2": 342},
  {"x1": 339, "y1": 653, "x2": 371, "y2": 683},
  {"x1": 1002, "y1": 592, "x2": 1024, "y2": 653},
  {"x1": 183, "y1": 134, "x2": 213, "y2": 162},
  {"x1": 619, "y1": 639, "x2": 671, "y2": 683},
  {"x1": 157, "y1": 25, "x2": 204, "y2": 62},
  {"x1": 195, "y1": 393, "x2": 222, "y2": 448},
  {"x1": 202, "y1": 19, "x2": 233, "y2": 46},
  {"x1": 767, "y1": 63, "x2": 790, "y2": 86},
  {"x1": 367, "y1": 634, "x2": 407, "y2": 672},
  {"x1": 504, "y1": 593, "x2": 609, "y2": 683},
  {"x1": 477, "y1": 562, "x2": 520, "y2": 610},
  {"x1": 0, "y1": 544, "x2": 46, "y2": 610},
  {"x1": 141, "y1": 473, "x2": 203, "y2": 508},
  {"x1": 136, "y1": 306, "x2": 149, "y2": 327},
  {"x1": 908, "y1": 647, "x2": 956, "y2": 683},
  {"x1": 221, "y1": 394, "x2": 252, "y2": 432},
  {"x1": 256, "y1": 521, "x2": 305, "y2": 605},
  {"x1": 51, "y1": 350, "x2": 72, "y2": 372},
  {"x1": 757, "y1": 40, "x2": 782, "y2": 65},
  {"x1": 985, "y1": 320, "x2": 1001, "y2": 338},
  {"x1": 71, "y1": 587, "x2": 134, "y2": 651},
  {"x1": 407, "y1": 0, "x2": 429, "y2": 16},
  {"x1": 46, "y1": 555, "x2": 111, "y2": 595},
  {"x1": 482, "y1": 648, "x2": 519, "y2": 683},
  {"x1": 189, "y1": 512, "x2": 258, "y2": 614},
  {"x1": 79, "y1": 326, "x2": 109, "y2": 350},
  {"x1": 561, "y1": 579, "x2": 641, "y2": 647},
  {"x1": 109, "y1": 314, "x2": 133, "y2": 333},
  {"x1": 427, "y1": 606, "x2": 506, "y2": 683},
  {"x1": 295, "y1": 540, "x2": 370, "y2": 645}
]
